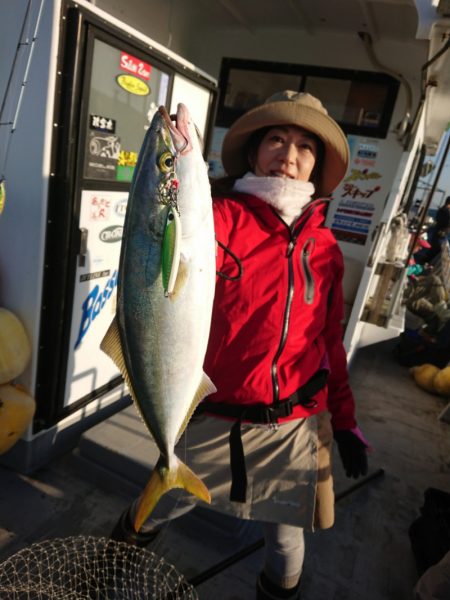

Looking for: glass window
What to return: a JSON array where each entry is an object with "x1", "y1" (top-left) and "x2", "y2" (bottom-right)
[
  {"x1": 224, "y1": 68, "x2": 302, "y2": 112},
  {"x1": 84, "y1": 39, "x2": 170, "y2": 182},
  {"x1": 305, "y1": 77, "x2": 389, "y2": 129},
  {"x1": 303, "y1": 77, "x2": 352, "y2": 122},
  {"x1": 170, "y1": 74, "x2": 212, "y2": 140},
  {"x1": 216, "y1": 58, "x2": 399, "y2": 138}
]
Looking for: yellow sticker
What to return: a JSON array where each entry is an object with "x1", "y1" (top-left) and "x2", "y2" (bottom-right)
[
  {"x1": 118, "y1": 150, "x2": 138, "y2": 167},
  {"x1": 116, "y1": 74, "x2": 150, "y2": 96}
]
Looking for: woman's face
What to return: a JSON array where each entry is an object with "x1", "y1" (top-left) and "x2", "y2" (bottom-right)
[{"x1": 251, "y1": 125, "x2": 319, "y2": 182}]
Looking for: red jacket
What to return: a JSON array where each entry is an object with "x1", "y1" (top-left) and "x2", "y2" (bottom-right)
[{"x1": 203, "y1": 193, "x2": 357, "y2": 431}]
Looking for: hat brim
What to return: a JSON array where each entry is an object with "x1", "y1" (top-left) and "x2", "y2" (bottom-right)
[{"x1": 221, "y1": 101, "x2": 349, "y2": 197}]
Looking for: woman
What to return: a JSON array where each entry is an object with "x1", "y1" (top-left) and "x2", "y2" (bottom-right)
[{"x1": 111, "y1": 91, "x2": 369, "y2": 600}]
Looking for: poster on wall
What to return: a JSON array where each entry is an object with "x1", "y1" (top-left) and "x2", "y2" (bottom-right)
[
  {"x1": 330, "y1": 138, "x2": 384, "y2": 246},
  {"x1": 330, "y1": 198, "x2": 376, "y2": 245},
  {"x1": 63, "y1": 189, "x2": 129, "y2": 407}
]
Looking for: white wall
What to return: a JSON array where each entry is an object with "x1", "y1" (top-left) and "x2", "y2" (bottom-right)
[
  {"x1": 92, "y1": 0, "x2": 203, "y2": 58},
  {"x1": 189, "y1": 27, "x2": 428, "y2": 87},
  {"x1": 0, "y1": 0, "x2": 60, "y2": 392},
  {"x1": 87, "y1": 1, "x2": 429, "y2": 91}
]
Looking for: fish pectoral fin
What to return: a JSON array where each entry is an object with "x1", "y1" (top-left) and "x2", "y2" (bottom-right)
[
  {"x1": 168, "y1": 258, "x2": 189, "y2": 299},
  {"x1": 175, "y1": 371, "x2": 217, "y2": 443},
  {"x1": 100, "y1": 317, "x2": 137, "y2": 403},
  {"x1": 134, "y1": 456, "x2": 211, "y2": 532}
]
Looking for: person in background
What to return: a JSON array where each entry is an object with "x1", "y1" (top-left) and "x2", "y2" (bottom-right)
[
  {"x1": 407, "y1": 236, "x2": 432, "y2": 279},
  {"x1": 435, "y1": 196, "x2": 450, "y2": 231},
  {"x1": 415, "y1": 196, "x2": 450, "y2": 266},
  {"x1": 111, "y1": 91, "x2": 369, "y2": 600}
]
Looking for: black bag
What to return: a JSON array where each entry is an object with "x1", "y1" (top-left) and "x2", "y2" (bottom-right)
[
  {"x1": 409, "y1": 488, "x2": 450, "y2": 575},
  {"x1": 393, "y1": 331, "x2": 450, "y2": 369}
]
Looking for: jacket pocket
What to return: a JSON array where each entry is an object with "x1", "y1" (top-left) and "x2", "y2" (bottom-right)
[{"x1": 301, "y1": 238, "x2": 315, "y2": 304}]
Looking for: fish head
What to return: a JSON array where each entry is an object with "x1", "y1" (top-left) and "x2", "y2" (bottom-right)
[
  {"x1": 159, "y1": 105, "x2": 212, "y2": 234},
  {"x1": 127, "y1": 108, "x2": 181, "y2": 237}
]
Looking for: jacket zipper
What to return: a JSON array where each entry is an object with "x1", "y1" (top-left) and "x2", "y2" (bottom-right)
[
  {"x1": 301, "y1": 238, "x2": 315, "y2": 304},
  {"x1": 270, "y1": 209, "x2": 314, "y2": 405}
]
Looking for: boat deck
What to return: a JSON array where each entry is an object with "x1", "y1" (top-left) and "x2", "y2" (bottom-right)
[{"x1": 1, "y1": 338, "x2": 449, "y2": 599}]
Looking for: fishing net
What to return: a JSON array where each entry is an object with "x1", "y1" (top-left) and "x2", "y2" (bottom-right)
[{"x1": 0, "y1": 536, "x2": 198, "y2": 599}]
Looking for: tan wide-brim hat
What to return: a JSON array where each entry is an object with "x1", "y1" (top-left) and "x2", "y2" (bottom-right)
[{"x1": 221, "y1": 90, "x2": 350, "y2": 197}]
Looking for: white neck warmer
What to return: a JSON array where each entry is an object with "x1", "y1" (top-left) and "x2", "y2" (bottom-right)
[{"x1": 233, "y1": 172, "x2": 315, "y2": 225}]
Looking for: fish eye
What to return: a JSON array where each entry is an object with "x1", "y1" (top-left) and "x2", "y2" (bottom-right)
[{"x1": 159, "y1": 151, "x2": 174, "y2": 172}]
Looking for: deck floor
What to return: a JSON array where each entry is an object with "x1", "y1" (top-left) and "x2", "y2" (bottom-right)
[{"x1": 1, "y1": 338, "x2": 449, "y2": 599}]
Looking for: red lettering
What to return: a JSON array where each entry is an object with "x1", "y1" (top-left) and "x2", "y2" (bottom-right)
[{"x1": 120, "y1": 52, "x2": 151, "y2": 80}]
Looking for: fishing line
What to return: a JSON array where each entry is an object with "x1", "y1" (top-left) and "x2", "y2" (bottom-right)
[
  {"x1": 216, "y1": 240, "x2": 243, "y2": 280},
  {"x1": 0, "y1": 0, "x2": 45, "y2": 180},
  {"x1": 149, "y1": 426, "x2": 192, "y2": 549}
]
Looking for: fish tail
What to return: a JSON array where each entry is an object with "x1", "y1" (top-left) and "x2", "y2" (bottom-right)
[{"x1": 133, "y1": 456, "x2": 211, "y2": 532}]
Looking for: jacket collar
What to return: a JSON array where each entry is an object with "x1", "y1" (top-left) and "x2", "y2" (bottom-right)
[{"x1": 234, "y1": 192, "x2": 329, "y2": 234}]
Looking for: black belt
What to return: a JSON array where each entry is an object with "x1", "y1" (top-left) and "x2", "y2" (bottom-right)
[{"x1": 195, "y1": 368, "x2": 328, "y2": 503}]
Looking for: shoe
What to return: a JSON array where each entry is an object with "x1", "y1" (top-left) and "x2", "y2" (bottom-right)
[
  {"x1": 256, "y1": 571, "x2": 301, "y2": 600},
  {"x1": 109, "y1": 508, "x2": 159, "y2": 547}
]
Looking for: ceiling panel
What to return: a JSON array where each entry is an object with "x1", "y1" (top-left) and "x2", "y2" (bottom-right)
[
  {"x1": 366, "y1": 0, "x2": 419, "y2": 39},
  {"x1": 192, "y1": 0, "x2": 421, "y2": 42}
]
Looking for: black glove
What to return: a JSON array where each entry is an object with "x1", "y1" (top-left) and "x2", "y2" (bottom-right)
[{"x1": 333, "y1": 429, "x2": 368, "y2": 479}]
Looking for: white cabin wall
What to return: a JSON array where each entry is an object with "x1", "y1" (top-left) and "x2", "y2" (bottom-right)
[
  {"x1": 188, "y1": 28, "x2": 428, "y2": 85},
  {"x1": 90, "y1": 0, "x2": 203, "y2": 58},
  {"x1": 84, "y1": 2, "x2": 429, "y2": 99},
  {"x1": 0, "y1": 0, "x2": 60, "y2": 392}
]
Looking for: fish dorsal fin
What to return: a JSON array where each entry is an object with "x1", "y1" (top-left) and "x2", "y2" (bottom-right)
[
  {"x1": 162, "y1": 206, "x2": 181, "y2": 296},
  {"x1": 100, "y1": 317, "x2": 138, "y2": 404},
  {"x1": 175, "y1": 371, "x2": 217, "y2": 443}
]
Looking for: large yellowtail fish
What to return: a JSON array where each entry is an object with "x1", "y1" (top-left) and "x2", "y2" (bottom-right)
[{"x1": 101, "y1": 104, "x2": 216, "y2": 532}]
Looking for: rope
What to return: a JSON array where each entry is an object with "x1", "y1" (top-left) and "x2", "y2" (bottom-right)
[{"x1": 0, "y1": 0, "x2": 45, "y2": 179}]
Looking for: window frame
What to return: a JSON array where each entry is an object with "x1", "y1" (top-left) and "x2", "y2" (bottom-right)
[{"x1": 217, "y1": 57, "x2": 400, "y2": 139}]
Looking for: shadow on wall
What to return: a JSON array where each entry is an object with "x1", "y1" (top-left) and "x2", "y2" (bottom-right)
[{"x1": 342, "y1": 256, "x2": 364, "y2": 328}]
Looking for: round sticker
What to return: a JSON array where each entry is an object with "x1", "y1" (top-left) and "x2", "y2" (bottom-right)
[{"x1": 116, "y1": 74, "x2": 150, "y2": 96}]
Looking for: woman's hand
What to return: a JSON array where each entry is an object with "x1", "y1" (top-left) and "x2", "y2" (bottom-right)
[{"x1": 333, "y1": 429, "x2": 369, "y2": 478}]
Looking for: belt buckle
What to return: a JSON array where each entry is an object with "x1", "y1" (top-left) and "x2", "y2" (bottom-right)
[{"x1": 264, "y1": 406, "x2": 278, "y2": 424}]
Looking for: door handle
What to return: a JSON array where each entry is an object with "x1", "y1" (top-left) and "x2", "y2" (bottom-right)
[{"x1": 78, "y1": 227, "x2": 88, "y2": 267}]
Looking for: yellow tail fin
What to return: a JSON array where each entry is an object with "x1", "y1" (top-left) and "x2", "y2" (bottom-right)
[{"x1": 134, "y1": 455, "x2": 211, "y2": 532}]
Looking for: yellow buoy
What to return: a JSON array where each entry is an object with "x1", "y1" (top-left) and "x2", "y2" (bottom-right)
[
  {"x1": 0, "y1": 307, "x2": 31, "y2": 384},
  {"x1": 433, "y1": 366, "x2": 450, "y2": 397},
  {"x1": 0, "y1": 383, "x2": 36, "y2": 454},
  {"x1": 410, "y1": 363, "x2": 440, "y2": 393}
]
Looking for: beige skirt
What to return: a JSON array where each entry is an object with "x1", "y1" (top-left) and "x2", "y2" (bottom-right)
[{"x1": 176, "y1": 410, "x2": 335, "y2": 531}]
